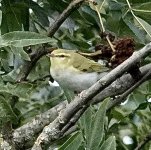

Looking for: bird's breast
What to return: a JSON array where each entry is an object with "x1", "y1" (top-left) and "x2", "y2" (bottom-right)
[{"x1": 50, "y1": 67, "x2": 99, "y2": 92}]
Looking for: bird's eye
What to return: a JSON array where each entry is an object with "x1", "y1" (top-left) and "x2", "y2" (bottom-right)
[{"x1": 59, "y1": 55, "x2": 65, "y2": 57}]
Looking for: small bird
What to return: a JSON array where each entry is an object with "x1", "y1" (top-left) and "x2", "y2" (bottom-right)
[{"x1": 49, "y1": 49, "x2": 109, "y2": 93}]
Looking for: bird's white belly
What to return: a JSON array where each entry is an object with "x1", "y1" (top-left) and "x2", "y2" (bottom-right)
[{"x1": 50, "y1": 68, "x2": 98, "y2": 92}]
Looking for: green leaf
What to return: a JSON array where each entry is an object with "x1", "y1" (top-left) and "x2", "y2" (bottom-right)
[
  {"x1": 0, "y1": 95, "x2": 18, "y2": 123},
  {"x1": 135, "y1": 102, "x2": 148, "y2": 111},
  {"x1": 111, "y1": 108, "x2": 126, "y2": 120},
  {"x1": 0, "y1": 31, "x2": 56, "y2": 48},
  {"x1": 133, "y1": 2, "x2": 151, "y2": 12},
  {"x1": 135, "y1": 16, "x2": 151, "y2": 40},
  {"x1": 1, "y1": 1, "x2": 29, "y2": 34},
  {"x1": 87, "y1": 99, "x2": 109, "y2": 150},
  {"x1": 29, "y1": 1, "x2": 49, "y2": 27},
  {"x1": 63, "y1": 88, "x2": 75, "y2": 102},
  {"x1": 10, "y1": 46, "x2": 30, "y2": 61},
  {"x1": 59, "y1": 132, "x2": 83, "y2": 150},
  {"x1": 123, "y1": 18, "x2": 146, "y2": 44},
  {"x1": 79, "y1": 106, "x2": 94, "y2": 146},
  {"x1": 0, "y1": 82, "x2": 33, "y2": 99},
  {"x1": 99, "y1": 136, "x2": 116, "y2": 150}
]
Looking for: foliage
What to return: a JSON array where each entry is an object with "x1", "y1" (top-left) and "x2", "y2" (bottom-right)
[{"x1": 0, "y1": 0, "x2": 151, "y2": 149}]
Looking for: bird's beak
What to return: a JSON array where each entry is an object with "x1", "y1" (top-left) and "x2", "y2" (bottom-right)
[{"x1": 46, "y1": 53, "x2": 55, "y2": 57}]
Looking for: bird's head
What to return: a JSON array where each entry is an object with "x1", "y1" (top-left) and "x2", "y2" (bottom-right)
[{"x1": 48, "y1": 49, "x2": 77, "y2": 69}]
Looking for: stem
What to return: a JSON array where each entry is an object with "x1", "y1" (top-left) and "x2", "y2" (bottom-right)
[
  {"x1": 125, "y1": 0, "x2": 151, "y2": 38},
  {"x1": 94, "y1": 5, "x2": 105, "y2": 32}
]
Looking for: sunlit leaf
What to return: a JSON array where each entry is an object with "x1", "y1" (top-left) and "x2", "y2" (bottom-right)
[{"x1": 0, "y1": 31, "x2": 56, "y2": 48}]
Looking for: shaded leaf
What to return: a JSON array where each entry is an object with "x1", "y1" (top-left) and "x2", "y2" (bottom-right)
[
  {"x1": 135, "y1": 102, "x2": 148, "y2": 111},
  {"x1": 135, "y1": 16, "x2": 151, "y2": 40},
  {"x1": 1, "y1": 0, "x2": 29, "y2": 34},
  {"x1": 10, "y1": 46, "x2": 30, "y2": 61},
  {"x1": 29, "y1": 1, "x2": 49, "y2": 27},
  {"x1": 0, "y1": 95, "x2": 18, "y2": 123},
  {"x1": 123, "y1": 18, "x2": 146, "y2": 44},
  {"x1": 0, "y1": 82, "x2": 34, "y2": 99}
]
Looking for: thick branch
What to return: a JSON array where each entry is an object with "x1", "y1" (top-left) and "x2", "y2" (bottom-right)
[
  {"x1": 12, "y1": 63, "x2": 151, "y2": 149},
  {"x1": 108, "y1": 68, "x2": 151, "y2": 110},
  {"x1": 31, "y1": 43, "x2": 151, "y2": 149},
  {"x1": 13, "y1": 101, "x2": 67, "y2": 149},
  {"x1": 1, "y1": 122, "x2": 16, "y2": 150},
  {"x1": 92, "y1": 67, "x2": 151, "y2": 104}
]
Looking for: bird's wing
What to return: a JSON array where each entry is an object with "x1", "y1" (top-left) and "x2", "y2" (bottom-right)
[{"x1": 72, "y1": 53, "x2": 109, "y2": 73}]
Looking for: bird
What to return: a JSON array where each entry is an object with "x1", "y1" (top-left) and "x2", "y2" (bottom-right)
[{"x1": 49, "y1": 49, "x2": 109, "y2": 93}]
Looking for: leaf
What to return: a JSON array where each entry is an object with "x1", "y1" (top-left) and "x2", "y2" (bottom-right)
[
  {"x1": 63, "y1": 88, "x2": 75, "y2": 102},
  {"x1": 29, "y1": 1, "x2": 49, "y2": 27},
  {"x1": 0, "y1": 82, "x2": 33, "y2": 99},
  {"x1": 1, "y1": 1, "x2": 29, "y2": 34},
  {"x1": 135, "y1": 102, "x2": 148, "y2": 111},
  {"x1": 0, "y1": 31, "x2": 56, "y2": 48},
  {"x1": 99, "y1": 136, "x2": 116, "y2": 150},
  {"x1": 79, "y1": 106, "x2": 94, "y2": 145},
  {"x1": 133, "y1": 2, "x2": 151, "y2": 11},
  {"x1": 0, "y1": 95, "x2": 18, "y2": 123},
  {"x1": 135, "y1": 16, "x2": 151, "y2": 40},
  {"x1": 87, "y1": 99, "x2": 109, "y2": 150},
  {"x1": 109, "y1": 0, "x2": 126, "y2": 11},
  {"x1": 111, "y1": 108, "x2": 126, "y2": 120},
  {"x1": 10, "y1": 46, "x2": 30, "y2": 61},
  {"x1": 58, "y1": 132, "x2": 83, "y2": 150},
  {"x1": 123, "y1": 18, "x2": 146, "y2": 44}
]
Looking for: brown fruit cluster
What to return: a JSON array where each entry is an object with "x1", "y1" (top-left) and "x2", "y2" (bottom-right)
[{"x1": 95, "y1": 37, "x2": 135, "y2": 68}]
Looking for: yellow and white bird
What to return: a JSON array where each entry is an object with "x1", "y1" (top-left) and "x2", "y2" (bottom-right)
[{"x1": 49, "y1": 49, "x2": 109, "y2": 93}]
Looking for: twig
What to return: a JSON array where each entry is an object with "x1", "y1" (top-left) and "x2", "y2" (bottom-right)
[
  {"x1": 61, "y1": 106, "x2": 88, "y2": 134},
  {"x1": 48, "y1": 0, "x2": 85, "y2": 37},
  {"x1": 18, "y1": 0, "x2": 85, "y2": 82},
  {"x1": 91, "y1": 1, "x2": 116, "y2": 52},
  {"x1": 94, "y1": 4, "x2": 105, "y2": 32},
  {"x1": 92, "y1": 64, "x2": 151, "y2": 104},
  {"x1": 17, "y1": 47, "x2": 55, "y2": 82},
  {"x1": 108, "y1": 69, "x2": 151, "y2": 110},
  {"x1": 31, "y1": 43, "x2": 151, "y2": 149},
  {"x1": 135, "y1": 132, "x2": 151, "y2": 150},
  {"x1": 106, "y1": 35, "x2": 116, "y2": 52}
]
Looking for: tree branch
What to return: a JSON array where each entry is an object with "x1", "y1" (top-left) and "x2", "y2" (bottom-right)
[
  {"x1": 13, "y1": 101, "x2": 67, "y2": 149},
  {"x1": 17, "y1": 0, "x2": 85, "y2": 82},
  {"x1": 92, "y1": 66, "x2": 151, "y2": 104},
  {"x1": 31, "y1": 43, "x2": 151, "y2": 149},
  {"x1": 12, "y1": 63, "x2": 151, "y2": 149},
  {"x1": 47, "y1": 0, "x2": 85, "y2": 37},
  {"x1": 17, "y1": 47, "x2": 55, "y2": 82},
  {"x1": 108, "y1": 68, "x2": 151, "y2": 110}
]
